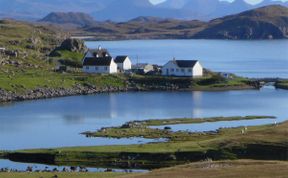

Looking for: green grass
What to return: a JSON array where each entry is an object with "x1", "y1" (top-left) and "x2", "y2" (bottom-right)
[
  {"x1": 54, "y1": 50, "x2": 84, "y2": 61},
  {"x1": 51, "y1": 50, "x2": 85, "y2": 67},
  {"x1": 128, "y1": 75, "x2": 254, "y2": 91},
  {"x1": 0, "y1": 69, "x2": 127, "y2": 92},
  {"x1": 0, "y1": 69, "x2": 76, "y2": 92}
]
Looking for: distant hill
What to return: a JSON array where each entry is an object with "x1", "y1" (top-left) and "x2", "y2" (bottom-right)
[
  {"x1": 0, "y1": 0, "x2": 113, "y2": 20},
  {"x1": 74, "y1": 5, "x2": 288, "y2": 40},
  {"x1": 39, "y1": 12, "x2": 96, "y2": 27},
  {"x1": 193, "y1": 5, "x2": 288, "y2": 39},
  {"x1": 128, "y1": 16, "x2": 165, "y2": 23}
]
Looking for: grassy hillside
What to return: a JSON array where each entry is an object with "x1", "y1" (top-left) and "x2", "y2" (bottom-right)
[
  {"x1": 0, "y1": 20, "x2": 125, "y2": 93},
  {"x1": 0, "y1": 20, "x2": 63, "y2": 89}
]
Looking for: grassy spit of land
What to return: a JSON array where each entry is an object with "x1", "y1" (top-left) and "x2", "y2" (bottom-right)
[
  {"x1": 83, "y1": 116, "x2": 276, "y2": 140},
  {"x1": 123, "y1": 116, "x2": 275, "y2": 126},
  {"x1": 3, "y1": 116, "x2": 287, "y2": 170}
]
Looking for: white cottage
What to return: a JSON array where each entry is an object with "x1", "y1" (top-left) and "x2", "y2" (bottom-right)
[
  {"x1": 82, "y1": 48, "x2": 117, "y2": 74},
  {"x1": 114, "y1": 56, "x2": 132, "y2": 72},
  {"x1": 162, "y1": 59, "x2": 203, "y2": 77}
]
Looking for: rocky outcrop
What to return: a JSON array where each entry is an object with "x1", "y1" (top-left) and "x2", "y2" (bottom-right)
[{"x1": 50, "y1": 38, "x2": 87, "y2": 57}]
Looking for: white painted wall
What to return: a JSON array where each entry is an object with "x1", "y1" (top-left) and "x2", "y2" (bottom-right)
[
  {"x1": 83, "y1": 60, "x2": 118, "y2": 74},
  {"x1": 123, "y1": 57, "x2": 132, "y2": 70},
  {"x1": 116, "y1": 57, "x2": 132, "y2": 71},
  {"x1": 110, "y1": 60, "x2": 118, "y2": 73},
  {"x1": 162, "y1": 61, "x2": 203, "y2": 77},
  {"x1": 193, "y1": 62, "x2": 203, "y2": 77}
]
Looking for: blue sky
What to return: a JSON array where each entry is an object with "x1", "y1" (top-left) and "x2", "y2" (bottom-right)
[{"x1": 149, "y1": 0, "x2": 288, "y2": 5}]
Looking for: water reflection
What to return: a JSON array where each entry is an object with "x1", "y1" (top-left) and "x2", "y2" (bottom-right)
[
  {"x1": 192, "y1": 91, "x2": 203, "y2": 117},
  {"x1": 63, "y1": 115, "x2": 85, "y2": 125},
  {"x1": 0, "y1": 159, "x2": 148, "y2": 173}
]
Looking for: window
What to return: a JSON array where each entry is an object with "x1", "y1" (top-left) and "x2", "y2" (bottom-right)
[
  {"x1": 105, "y1": 67, "x2": 108, "y2": 71},
  {"x1": 95, "y1": 67, "x2": 98, "y2": 70},
  {"x1": 181, "y1": 69, "x2": 185, "y2": 72},
  {"x1": 188, "y1": 69, "x2": 192, "y2": 72},
  {"x1": 86, "y1": 66, "x2": 89, "y2": 70},
  {"x1": 170, "y1": 68, "x2": 174, "y2": 72}
]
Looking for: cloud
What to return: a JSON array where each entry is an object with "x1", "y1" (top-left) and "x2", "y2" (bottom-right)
[{"x1": 149, "y1": 0, "x2": 166, "y2": 5}]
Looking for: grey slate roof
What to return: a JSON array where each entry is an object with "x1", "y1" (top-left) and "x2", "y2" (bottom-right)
[
  {"x1": 86, "y1": 48, "x2": 111, "y2": 58},
  {"x1": 173, "y1": 60, "x2": 198, "y2": 68},
  {"x1": 114, "y1": 56, "x2": 128, "y2": 63},
  {"x1": 83, "y1": 57, "x2": 113, "y2": 66}
]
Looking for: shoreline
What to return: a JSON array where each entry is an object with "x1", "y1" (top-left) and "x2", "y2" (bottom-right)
[
  {"x1": 0, "y1": 85, "x2": 257, "y2": 103},
  {"x1": 72, "y1": 36, "x2": 288, "y2": 41}
]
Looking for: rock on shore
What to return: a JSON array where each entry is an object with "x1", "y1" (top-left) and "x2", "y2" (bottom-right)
[{"x1": 0, "y1": 85, "x2": 128, "y2": 103}]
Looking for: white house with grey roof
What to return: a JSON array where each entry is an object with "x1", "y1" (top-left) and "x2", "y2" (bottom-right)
[
  {"x1": 162, "y1": 59, "x2": 203, "y2": 77},
  {"x1": 114, "y1": 56, "x2": 132, "y2": 72},
  {"x1": 82, "y1": 48, "x2": 117, "y2": 74}
]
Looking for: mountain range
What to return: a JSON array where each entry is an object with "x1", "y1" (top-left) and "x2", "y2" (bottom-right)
[
  {"x1": 0, "y1": 0, "x2": 287, "y2": 21},
  {"x1": 47, "y1": 5, "x2": 287, "y2": 40}
]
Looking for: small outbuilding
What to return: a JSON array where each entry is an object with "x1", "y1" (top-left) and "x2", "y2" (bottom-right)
[
  {"x1": 132, "y1": 63, "x2": 154, "y2": 74},
  {"x1": 114, "y1": 56, "x2": 132, "y2": 72},
  {"x1": 162, "y1": 59, "x2": 203, "y2": 77}
]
